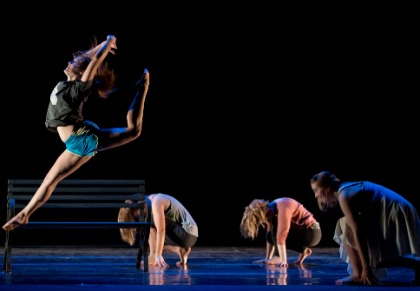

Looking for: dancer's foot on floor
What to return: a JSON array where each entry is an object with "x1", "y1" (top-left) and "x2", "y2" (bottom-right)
[
  {"x1": 336, "y1": 275, "x2": 362, "y2": 285},
  {"x1": 295, "y1": 248, "x2": 312, "y2": 265},
  {"x1": 176, "y1": 247, "x2": 191, "y2": 266}
]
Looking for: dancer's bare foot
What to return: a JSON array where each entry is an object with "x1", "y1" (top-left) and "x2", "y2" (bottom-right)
[
  {"x1": 147, "y1": 254, "x2": 156, "y2": 265},
  {"x1": 135, "y1": 68, "x2": 150, "y2": 90},
  {"x1": 295, "y1": 248, "x2": 312, "y2": 265},
  {"x1": 336, "y1": 275, "x2": 362, "y2": 285},
  {"x1": 138, "y1": 255, "x2": 158, "y2": 266},
  {"x1": 176, "y1": 247, "x2": 191, "y2": 266},
  {"x1": 2, "y1": 213, "x2": 28, "y2": 231}
]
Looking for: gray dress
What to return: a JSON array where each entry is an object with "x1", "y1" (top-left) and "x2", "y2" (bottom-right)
[{"x1": 334, "y1": 181, "x2": 420, "y2": 272}]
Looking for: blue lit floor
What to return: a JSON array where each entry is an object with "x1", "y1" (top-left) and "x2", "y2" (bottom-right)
[{"x1": 1, "y1": 247, "x2": 418, "y2": 290}]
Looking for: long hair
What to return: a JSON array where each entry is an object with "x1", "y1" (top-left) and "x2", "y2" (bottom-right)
[
  {"x1": 118, "y1": 200, "x2": 136, "y2": 246},
  {"x1": 311, "y1": 171, "x2": 341, "y2": 211},
  {"x1": 75, "y1": 36, "x2": 117, "y2": 99},
  {"x1": 240, "y1": 199, "x2": 269, "y2": 240}
]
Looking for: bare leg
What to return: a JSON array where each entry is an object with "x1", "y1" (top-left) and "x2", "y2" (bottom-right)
[
  {"x1": 336, "y1": 242, "x2": 363, "y2": 285},
  {"x1": 147, "y1": 231, "x2": 183, "y2": 267},
  {"x1": 2, "y1": 151, "x2": 91, "y2": 231},
  {"x1": 177, "y1": 247, "x2": 192, "y2": 266},
  {"x1": 161, "y1": 245, "x2": 191, "y2": 266},
  {"x1": 97, "y1": 69, "x2": 150, "y2": 150},
  {"x1": 295, "y1": 247, "x2": 312, "y2": 265},
  {"x1": 162, "y1": 245, "x2": 183, "y2": 265}
]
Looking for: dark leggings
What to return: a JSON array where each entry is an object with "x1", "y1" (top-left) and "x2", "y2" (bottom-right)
[
  {"x1": 162, "y1": 219, "x2": 198, "y2": 248},
  {"x1": 267, "y1": 223, "x2": 322, "y2": 254}
]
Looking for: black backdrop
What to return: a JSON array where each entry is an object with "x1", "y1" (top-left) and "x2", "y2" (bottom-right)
[{"x1": 1, "y1": 4, "x2": 418, "y2": 248}]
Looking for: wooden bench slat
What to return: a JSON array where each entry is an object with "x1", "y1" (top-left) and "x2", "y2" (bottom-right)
[
  {"x1": 15, "y1": 203, "x2": 144, "y2": 209},
  {"x1": 8, "y1": 179, "x2": 145, "y2": 185},
  {"x1": 9, "y1": 187, "x2": 145, "y2": 193},
  {"x1": 20, "y1": 222, "x2": 151, "y2": 229},
  {"x1": 4, "y1": 179, "x2": 151, "y2": 273},
  {"x1": 10, "y1": 195, "x2": 146, "y2": 201}
]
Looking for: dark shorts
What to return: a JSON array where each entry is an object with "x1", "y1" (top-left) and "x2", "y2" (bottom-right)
[
  {"x1": 163, "y1": 219, "x2": 198, "y2": 248},
  {"x1": 64, "y1": 121, "x2": 99, "y2": 157},
  {"x1": 267, "y1": 223, "x2": 322, "y2": 254}
]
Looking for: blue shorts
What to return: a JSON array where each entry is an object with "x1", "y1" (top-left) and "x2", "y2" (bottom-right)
[{"x1": 64, "y1": 121, "x2": 99, "y2": 157}]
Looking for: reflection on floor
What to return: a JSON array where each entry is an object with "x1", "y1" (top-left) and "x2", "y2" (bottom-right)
[{"x1": 1, "y1": 247, "x2": 418, "y2": 290}]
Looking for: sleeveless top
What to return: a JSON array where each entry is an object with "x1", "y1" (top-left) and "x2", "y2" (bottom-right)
[{"x1": 152, "y1": 193, "x2": 198, "y2": 237}]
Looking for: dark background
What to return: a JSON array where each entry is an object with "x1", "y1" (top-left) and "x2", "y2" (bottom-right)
[{"x1": 1, "y1": 4, "x2": 418, "y2": 248}]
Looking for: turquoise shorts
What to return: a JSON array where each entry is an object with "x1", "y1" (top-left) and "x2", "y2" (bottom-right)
[{"x1": 64, "y1": 121, "x2": 99, "y2": 157}]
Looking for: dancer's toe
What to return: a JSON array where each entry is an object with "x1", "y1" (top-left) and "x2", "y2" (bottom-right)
[{"x1": 135, "y1": 68, "x2": 150, "y2": 89}]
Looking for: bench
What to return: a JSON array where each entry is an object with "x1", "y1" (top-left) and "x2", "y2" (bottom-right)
[{"x1": 3, "y1": 179, "x2": 152, "y2": 273}]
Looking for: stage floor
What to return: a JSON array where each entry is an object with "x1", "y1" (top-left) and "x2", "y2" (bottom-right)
[{"x1": 1, "y1": 246, "x2": 418, "y2": 290}]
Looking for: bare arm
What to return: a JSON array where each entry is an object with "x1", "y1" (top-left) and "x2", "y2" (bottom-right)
[
  {"x1": 274, "y1": 200, "x2": 292, "y2": 267},
  {"x1": 276, "y1": 244, "x2": 288, "y2": 267},
  {"x1": 83, "y1": 39, "x2": 116, "y2": 59},
  {"x1": 81, "y1": 35, "x2": 117, "y2": 82},
  {"x1": 257, "y1": 224, "x2": 284, "y2": 266},
  {"x1": 338, "y1": 192, "x2": 376, "y2": 285},
  {"x1": 151, "y1": 195, "x2": 169, "y2": 267}
]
